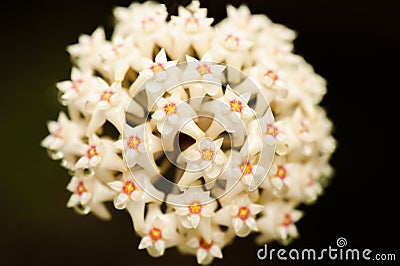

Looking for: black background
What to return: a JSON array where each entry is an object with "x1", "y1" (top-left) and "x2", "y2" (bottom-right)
[{"x1": 1, "y1": 0, "x2": 399, "y2": 265}]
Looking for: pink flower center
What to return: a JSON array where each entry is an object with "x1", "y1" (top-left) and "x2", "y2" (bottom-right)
[
  {"x1": 151, "y1": 62, "x2": 164, "y2": 74},
  {"x1": 229, "y1": 98, "x2": 243, "y2": 113},
  {"x1": 200, "y1": 147, "x2": 215, "y2": 161},
  {"x1": 86, "y1": 145, "x2": 98, "y2": 159},
  {"x1": 264, "y1": 70, "x2": 279, "y2": 84},
  {"x1": 149, "y1": 227, "x2": 162, "y2": 241},
  {"x1": 275, "y1": 165, "x2": 287, "y2": 179},
  {"x1": 199, "y1": 238, "x2": 214, "y2": 250},
  {"x1": 185, "y1": 16, "x2": 199, "y2": 29},
  {"x1": 225, "y1": 33, "x2": 240, "y2": 47},
  {"x1": 122, "y1": 180, "x2": 136, "y2": 195},
  {"x1": 163, "y1": 101, "x2": 177, "y2": 115},
  {"x1": 141, "y1": 17, "x2": 155, "y2": 32},
  {"x1": 100, "y1": 90, "x2": 115, "y2": 102},
  {"x1": 237, "y1": 206, "x2": 250, "y2": 220},
  {"x1": 127, "y1": 135, "x2": 141, "y2": 150},
  {"x1": 300, "y1": 121, "x2": 309, "y2": 134},
  {"x1": 196, "y1": 63, "x2": 211, "y2": 77},
  {"x1": 188, "y1": 200, "x2": 203, "y2": 215},
  {"x1": 265, "y1": 123, "x2": 278, "y2": 137},
  {"x1": 71, "y1": 79, "x2": 83, "y2": 92},
  {"x1": 240, "y1": 161, "x2": 253, "y2": 176},
  {"x1": 282, "y1": 213, "x2": 292, "y2": 227},
  {"x1": 76, "y1": 181, "x2": 87, "y2": 196}
]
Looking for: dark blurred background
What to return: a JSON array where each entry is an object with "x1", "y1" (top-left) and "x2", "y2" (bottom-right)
[{"x1": 1, "y1": 0, "x2": 399, "y2": 265}]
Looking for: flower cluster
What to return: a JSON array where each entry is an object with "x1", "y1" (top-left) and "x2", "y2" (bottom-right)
[{"x1": 42, "y1": 1, "x2": 336, "y2": 264}]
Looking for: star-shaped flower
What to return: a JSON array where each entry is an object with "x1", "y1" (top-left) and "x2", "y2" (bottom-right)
[
  {"x1": 66, "y1": 175, "x2": 115, "y2": 220},
  {"x1": 263, "y1": 156, "x2": 294, "y2": 197},
  {"x1": 185, "y1": 230, "x2": 224, "y2": 265},
  {"x1": 75, "y1": 134, "x2": 125, "y2": 181},
  {"x1": 98, "y1": 35, "x2": 142, "y2": 82},
  {"x1": 219, "y1": 150, "x2": 268, "y2": 198},
  {"x1": 56, "y1": 67, "x2": 93, "y2": 117},
  {"x1": 169, "y1": 187, "x2": 215, "y2": 229},
  {"x1": 41, "y1": 112, "x2": 84, "y2": 168},
  {"x1": 130, "y1": 49, "x2": 179, "y2": 109},
  {"x1": 183, "y1": 54, "x2": 225, "y2": 84},
  {"x1": 108, "y1": 172, "x2": 145, "y2": 210},
  {"x1": 256, "y1": 201, "x2": 302, "y2": 245},
  {"x1": 214, "y1": 193, "x2": 263, "y2": 237},
  {"x1": 86, "y1": 79, "x2": 143, "y2": 135},
  {"x1": 152, "y1": 92, "x2": 204, "y2": 150},
  {"x1": 209, "y1": 29, "x2": 253, "y2": 70},
  {"x1": 177, "y1": 137, "x2": 227, "y2": 187},
  {"x1": 259, "y1": 108, "x2": 289, "y2": 155},
  {"x1": 169, "y1": 1, "x2": 214, "y2": 59},
  {"x1": 67, "y1": 27, "x2": 107, "y2": 70},
  {"x1": 203, "y1": 88, "x2": 253, "y2": 147},
  {"x1": 115, "y1": 123, "x2": 162, "y2": 177},
  {"x1": 113, "y1": 2, "x2": 170, "y2": 57},
  {"x1": 224, "y1": 4, "x2": 271, "y2": 32},
  {"x1": 138, "y1": 204, "x2": 180, "y2": 257}
]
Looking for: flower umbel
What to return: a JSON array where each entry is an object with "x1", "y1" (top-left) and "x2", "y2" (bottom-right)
[{"x1": 42, "y1": 1, "x2": 336, "y2": 264}]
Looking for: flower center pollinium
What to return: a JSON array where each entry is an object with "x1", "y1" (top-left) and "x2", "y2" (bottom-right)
[
  {"x1": 237, "y1": 206, "x2": 250, "y2": 220},
  {"x1": 149, "y1": 227, "x2": 162, "y2": 241},
  {"x1": 122, "y1": 180, "x2": 136, "y2": 195},
  {"x1": 128, "y1": 135, "x2": 141, "y2": 150},
  {"x1": 188, "y1": 200, "x2": 203, "y2": 215}
]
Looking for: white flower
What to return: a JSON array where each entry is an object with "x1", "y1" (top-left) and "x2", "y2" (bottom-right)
[
  {"x1": 66, "y1": 176, "x2": 92, "y2": 208},
  {"x1": 244, "y1": 63, "x2": 289, "y2": 104},
  {"x1": 41, "y1": 112, "x2": 84, "y2": 168},
  {"x1": 169, "y1": 187, "x2": 215, "y2": 229},
  {"x1": 171, "y1": 1, "x2": 213, "y2": 34},
  {"x1": 67, "y1": 27, "x2": 106, "y2": 70},
  {"x1": 183, "y1": 54, "x2": 225, "y2": 84},
  {"x1": 138, "y1": 204, "x2": 179, "y2": 257},
  {"x1": 85, "y1": 79, "x2": 143, "y2": 135},
  {"x1": 66, "y1": 175, "x2": 115, "y2": 220},
  {"x1": 218, "y1": 148, "x2": 270, "y2": 200},
  {"x1": 108, "y1": 172, "x2": 144, "y2": 210},
  {"x1": 108, "y1": 170, "x2": 165, "y2": 231},
  {"x1": 264, "y1": 156, "x2": 293, "y2": 195},
  {"x1": 302, "y1": 172, "x2": 323, "y2": 203},
  {"x1": 169, "y1": 1, "x2": 214, "y2": 59},
  {"x1": 282, "y1": 107, "x2": 321, "y2": 160},
  {"x1": 214, "y1": 194, "x2": 263, "y2": 237},
  {"x1": 113, "y1": 2, "x2": 170, "y2": 57},
  {"x1": 41, "y1": 112, "x2": 82, "y2": 152},
  {"x1": 180, "y1": 54, "x2": 226, "y2": 111},
  {"x1": 186, "y1": 230, "x2": 224, "y2": 264},
  {"x1": 43, "y1": 1, "x2": 336, "y2": 263},
  {"x1": 256, "y1": 201, "x2": 303, "y2": 244},
  {"x1": 202, "y1": 87, "x2": 253, "y2": 147},
  {"x1": 259, "y1": 108, "x2": 289, "y2": 155},
  {"x1": 231, "y1": 151, "x2": 266, "y2": 186},
  {"x1": 209, "y1": 29, "x2": 253, "y2": 70},
  {"x1": 178, "y1": 137, "x2": 227, "y2": 187},
  {"x1": 151, "y1": 92, "x2": 204, "y2": 151},
  {"x1": 117, "y1": 123, "x2": 162, "y2": 177},
  {"x1": 223, "y1": 4, "x2": 271, "y2": 32},
  {"x1": 56, "y1": 67, "x2": 93, "y2": 116},
  {"x1": 130, "y1": 49, "x2": 179, "y2": 108},
  {"x1": 99, "y1": 35, "x2": 142, "y2": 81},
  {"x1": 288, "y1": 162, "x2": 324, "y2": 204},
  {"x1": 75, "y1": 134, "x2": 125, "y2": 181},
  {"x1": 220, "y1": 88, "x2": 253, "y2": 122}
]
